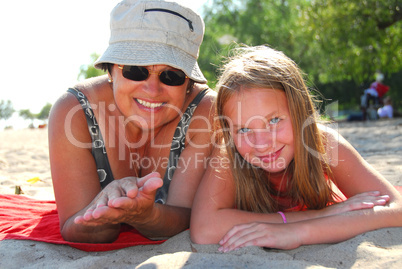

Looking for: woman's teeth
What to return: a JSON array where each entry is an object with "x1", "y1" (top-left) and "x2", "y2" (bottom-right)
[{"x1": 136, "y1": 99, "x2": 164, "y2": 108}]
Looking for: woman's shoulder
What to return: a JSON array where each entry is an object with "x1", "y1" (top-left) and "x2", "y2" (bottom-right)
[
  {"x1": 72, "y1": 75, "x2": 110, "y2": 101},
  {"x1": 191, "y1": 84, "x2": 217, "y2": 116},
  {"x1": 52, "y1": 76, "x2": 110, "y2": 110},
  {"x1": 196, "y1": 83, "x2": 217, "y2": 102},
  {"x1": 181, "y1": 85, "x2": 217, "y2": 147},
  {"x1": 49, "y1": 76, "x2": 111, "y2": 129}
]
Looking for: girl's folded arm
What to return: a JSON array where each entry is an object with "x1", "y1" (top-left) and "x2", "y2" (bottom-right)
[
  {"x1": 322, "y1": 127, "x2": 402, "y2": 228},
  {"x1": 190, "y1": 148, "x2": 325, "y2": 244}
]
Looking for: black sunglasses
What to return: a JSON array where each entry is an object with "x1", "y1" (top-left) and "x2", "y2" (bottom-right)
[{"x1": 118, "y1": 65, "x2": 188, "y2": 86}]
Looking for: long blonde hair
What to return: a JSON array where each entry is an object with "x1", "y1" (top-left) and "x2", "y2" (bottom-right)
[{"x1": 216, "y1": 45, "x2": 336, "y2": 213}]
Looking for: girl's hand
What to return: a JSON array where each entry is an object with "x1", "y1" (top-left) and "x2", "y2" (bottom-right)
[
  {"x1": 218, "y1": 222, "x2": 302, "y2": 252},
  {"x1": 74, "y1": 172, "x2": 163, "y2": 226},
  {"x1": 218, "y1": 191, "x2": 390, "y2": 252},
  {"x1": 319, "y1": 191, "x2": 389, "y2": 218}
]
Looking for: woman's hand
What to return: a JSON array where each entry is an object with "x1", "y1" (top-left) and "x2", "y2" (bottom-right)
[
  {"x1": 74, "y1": 172, "x2": 163, "y2": 226},
  {"x1": 218, "y1": 222, "x2": 302, "y2": 251},
  {"x1": 319, "y1": 191, "x2": 389, "y2": 218}
]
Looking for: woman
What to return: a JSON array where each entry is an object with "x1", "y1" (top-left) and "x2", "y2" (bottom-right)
[
  {"x1": 190, "y1": 45, "x2": 402, "y2": 251},
  {"x1": 49, "y1": 0, "x2": 216, "y2": 243}
]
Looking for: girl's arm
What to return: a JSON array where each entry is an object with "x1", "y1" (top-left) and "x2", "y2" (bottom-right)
[
  {"x1": 302, "y1": 127, "x2": 402, "y2": 237},
  {"x1": 190, "y1": 146, "x2": 338, "y2": 244},
  {"x1": 215, "y1": 128, "x2": 402, "y2": 250},
  {"x1": 191, "y1": 128, "x2": 401, "y2": 247},
  {"x1": 324, "y1": 126, "x2": 401, "y2": 202}
]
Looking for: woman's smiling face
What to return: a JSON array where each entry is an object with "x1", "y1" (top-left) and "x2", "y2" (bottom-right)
[
  {"x1": 223, "y1": 88, "x2": 295, "y2": 173},
  {"x1": 111, "y1": 64, "x2": 189, "y2": 130}
]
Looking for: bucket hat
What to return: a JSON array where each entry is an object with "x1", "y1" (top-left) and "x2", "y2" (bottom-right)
[{"x1": 94, "y1": 0, "x2": 207, "y2": 83}]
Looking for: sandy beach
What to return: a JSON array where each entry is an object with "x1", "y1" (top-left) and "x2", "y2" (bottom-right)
[{"x1": 1, "y1": 118, "x2": 401, "y2": 268}]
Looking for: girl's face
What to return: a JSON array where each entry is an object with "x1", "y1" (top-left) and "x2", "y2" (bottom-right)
[
  {"x1": 111, "y1": 64, "x2": 189, "y2": 130},
  {"x1": 223, "y1": 88, "x2": 294, "y2": 174}
]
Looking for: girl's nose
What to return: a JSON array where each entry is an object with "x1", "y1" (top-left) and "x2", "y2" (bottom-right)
[{"x1": 253, "y1": 130, "x2": 276, "y2": 152}]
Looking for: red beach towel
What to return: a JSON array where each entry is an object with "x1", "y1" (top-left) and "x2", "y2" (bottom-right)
[
  {"x1": 0, "y1": 195, "x2": 165, "y2": 252},
  {"x1": 1, "y1": 187, "x2": 402, "y2": 251}
]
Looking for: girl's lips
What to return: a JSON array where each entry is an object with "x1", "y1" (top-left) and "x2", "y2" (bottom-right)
[{"x1": 258, "y1": 145, "x2": 285, "y2": 163}]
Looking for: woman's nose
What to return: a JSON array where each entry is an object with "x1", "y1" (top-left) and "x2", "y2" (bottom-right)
[{"x1": 143, "y1": 73, "x2": 163, "y2": 96}]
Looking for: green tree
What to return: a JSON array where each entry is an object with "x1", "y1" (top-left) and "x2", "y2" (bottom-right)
[
  {"x1": 19, "y1": 109, "x2": 36, "y2": 127},
  {"x1": 19, "y1": 109, "x2": 35, "y2": 121},
  {"x1": 0, "y1": 100, "x2": 14, "y2": 121},
  {"x1": 77, "y1": 53, "x2": 107, "y2": 80},
  {"x1": 18, "y1": 103, "x2": 52, "y2": 128},
  {"x1": 198, "y1": 0, "x2": 402, "y2": 108},
  {"x1": 200, "y1": 0, "x2": 402, "y2": 84},
  {"x1": 37, "y1": 103, "x2": 52, "y2": 122},
  {"x1": 200, "y1": 0, "x2": 313, "y2": 86},
  {"x1": 303, "y1": 0, "x2": 402, "y2": 83}
]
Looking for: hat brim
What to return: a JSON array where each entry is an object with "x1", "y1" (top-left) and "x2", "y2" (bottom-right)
[{"x1": 94, "y1": 41, "x2": 207, "y2": 84}]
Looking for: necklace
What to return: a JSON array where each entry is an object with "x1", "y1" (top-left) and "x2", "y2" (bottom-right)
[
  {"x1": 124, "y1": 124, "x2": 168, "y2": 178},
  {"x1": 122, "y1": 122, "x2": 144, "y2": 178}
]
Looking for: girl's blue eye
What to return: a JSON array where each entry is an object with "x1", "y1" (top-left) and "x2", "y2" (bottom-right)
[
  {"x1": 238, "y1": 127, "x2": 251, "y2": 134},
  {"x1": 270, "y1": 117, "x2": 280, "y2": 124}
]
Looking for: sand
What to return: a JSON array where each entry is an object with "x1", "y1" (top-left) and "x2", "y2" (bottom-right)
[{"x1": 1, "y1": 118, "x2": 401, "y2": 268}]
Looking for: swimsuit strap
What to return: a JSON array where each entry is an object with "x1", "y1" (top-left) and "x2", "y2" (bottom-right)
[
  {"x1": 155, "y1": 88, "x2": 210, "y2": 204},
  {"x1": 67, "y1": 87, "x2": 210, "y2": 201},
  {"x1": 67, "y1": 88, "x2": 114, "y2": 189}
]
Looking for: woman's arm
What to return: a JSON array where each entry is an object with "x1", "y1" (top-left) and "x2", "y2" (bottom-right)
[
  {"x1": 134, "y1": 90, "x2": 218, "y2": 238},
  {"x1": 50, "y1": 91, "x2": 170, "y2": 242},
  {"x1": 70, "y1": 88, "x2": 218, "y2": 240},
  {"x1": 110, "y1": 138, "x2": 216, "y2": 240},
  {"x1": 49, "y1": 91, "x2": 121, "y2": 243}
]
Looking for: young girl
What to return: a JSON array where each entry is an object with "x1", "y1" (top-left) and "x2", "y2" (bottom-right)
[{"x1": 190, "y1": 45, "x2": 402, "y2": 251}]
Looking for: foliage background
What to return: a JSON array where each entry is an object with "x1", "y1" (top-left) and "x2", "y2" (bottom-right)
[
  {"x1": 2, "y1": 0, "x2": 401, "y2": 125},
  {"x1": 198, "y1": 0, "x2": 402, "y2": 112}
]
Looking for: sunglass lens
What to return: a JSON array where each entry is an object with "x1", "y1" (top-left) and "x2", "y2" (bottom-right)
[
  {"x1": 121, "y1": 65, "x2": 186, "y2": 86},
  {"x1": 160, "y1": 70, "x2": 187, "y2": 86},
  {"x1": 122, "y1": 66, "x2": 149, "y2": 81}
]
